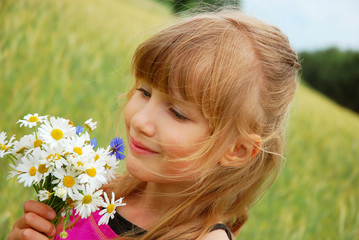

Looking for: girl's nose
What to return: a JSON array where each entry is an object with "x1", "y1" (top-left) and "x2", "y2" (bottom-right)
[{"x1": 131, "y1": 102, "x2": 156, "y2": 137}]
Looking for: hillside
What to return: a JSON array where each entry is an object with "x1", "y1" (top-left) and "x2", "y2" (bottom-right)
[{"x1": 1, "y1": 0, "x2": 358, "y2": 239}]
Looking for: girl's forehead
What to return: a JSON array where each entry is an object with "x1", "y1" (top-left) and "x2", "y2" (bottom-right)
[
  {"x1": 139, "y1": 77, "x2": 195, "y2": 102},
  {"x1": 140, "y1": 80, "x2": 189, "y2": 104}
]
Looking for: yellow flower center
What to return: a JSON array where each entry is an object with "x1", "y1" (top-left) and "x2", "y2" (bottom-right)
[
  {"x1": 68, "y1": 120, "x2": 74, "y2": 126},
  {"x1": 38, "y1": 164, "x2": 49, "y2": 174},
  {"x1": 34, "y1": 139, "x2": 43, "y2": 148},
  {"x1": 77, "y1": 162, "x2": 84, "y2": 167},
  {"x1": 51, "y1": 129, "x2": 63, "y2": 140},
  {"x1": 73, "y1": 147, "x2": 83, "y2": 155},
  {"x1": 47, "y1": 153, "x2": 62, "y2": 162},
  {"x1": 107, "y1": 203, "x2": 115, "y2": 213},
  {"x1": 63, "y1": 175, "x2": 75, "y2": 188},
  {"x1": 29, "y1": 116, "x2": 39, "y2": 122},
  {"x1": 16, "y1": 147, "x2": 26, "y2": 154},
  {"x1": 94, "y1": 154, "x2": 100, "y2": 161},
  {"x1": 29, "y1": 167, "x2": 37, "y2": 176},
  {"x1": 86, "y1": 167, "x2": 97, "y2": 177},
  {"x1": 82, "y1": 195, "x2": 93, "y2": 204},
  {"x1": 1, "y1": 144, "x2": 9, "y2": 151}
]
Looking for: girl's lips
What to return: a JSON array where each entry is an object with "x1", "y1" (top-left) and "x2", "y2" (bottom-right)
[{"x1": 129, "y1": 138, "x2": 158, "y2": 155}]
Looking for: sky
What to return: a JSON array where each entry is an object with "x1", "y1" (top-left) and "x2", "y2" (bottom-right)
[{"x1": 242, "y1": 0, "x2": 359, "y2": 52}]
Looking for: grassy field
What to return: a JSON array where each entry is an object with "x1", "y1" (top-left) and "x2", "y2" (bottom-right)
[{"x1": 1, "y1": 0, "x2": 358, "y2": 239}]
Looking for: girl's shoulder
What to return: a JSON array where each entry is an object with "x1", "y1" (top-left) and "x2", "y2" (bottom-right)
[{"x1": 202, "y1": 229, "x2": 232, "y2": 240}]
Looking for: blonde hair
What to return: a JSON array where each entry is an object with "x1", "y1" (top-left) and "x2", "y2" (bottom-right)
[{"x1": 107, "y1": 10, "x2": 300, "y2": 240}]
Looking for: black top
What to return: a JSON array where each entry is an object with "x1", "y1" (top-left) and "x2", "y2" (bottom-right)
[{"x1": 108, "y1": 211, "x2": 233, "y2": 240}]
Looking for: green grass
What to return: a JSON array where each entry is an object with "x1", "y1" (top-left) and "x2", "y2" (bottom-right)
[
  {"x1": 0, "y1": 0, "x2": 172, "y2": 145},
  {"x1": 1, "y1": 0, "x2": 359, "y2": 239},
  {"x1": 240, "y1": 86, "x2": 359, "y2": 239},
  {"x1": 0, "y1": 0, "x2": 171, "y2": 238}
]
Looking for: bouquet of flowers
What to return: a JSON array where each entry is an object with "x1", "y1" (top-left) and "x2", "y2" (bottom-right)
[{"x1": 0, "y1": 113, "x2": 126, "y2": 239}]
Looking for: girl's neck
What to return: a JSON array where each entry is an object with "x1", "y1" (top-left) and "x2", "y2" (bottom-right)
[{"x1": 116, "y1": 181, "x2": 191, "y2": 230}]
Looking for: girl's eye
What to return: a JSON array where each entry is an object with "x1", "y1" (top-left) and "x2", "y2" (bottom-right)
[
  {"x1": 169, "y1": 108, "x2": 189, "y2": 121},
  {"x1": 136, "y1": 87, "x2": 151, "y2": 98}
]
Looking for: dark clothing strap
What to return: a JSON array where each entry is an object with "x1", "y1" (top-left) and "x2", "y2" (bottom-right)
[
  {"x1": 108, "y1": 211, "x2": 146, "y2": 237},
  {"x1": 210, "y1": 223, "x2": 233, "y2": 240},
  {"x1": 108, "y1": 211, "x2": 232, "y2": 239}
]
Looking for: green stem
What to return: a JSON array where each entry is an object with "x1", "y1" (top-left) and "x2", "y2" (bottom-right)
[
  {"x1": 7, "y1": 154, "x2": 18, "y2": 165},
  {"x1": 33, "y1": 184, "x2": 39, "y2": 194},
  {"x1": 34, "y1": 126, "x2": 38, "y2": 139}
]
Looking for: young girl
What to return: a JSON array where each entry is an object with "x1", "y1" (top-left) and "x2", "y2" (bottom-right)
[{"x1": 8, "y1": 10, "x2": 300, "y2": 240}]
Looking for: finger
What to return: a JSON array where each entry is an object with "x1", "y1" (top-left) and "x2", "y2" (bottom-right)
[
  {"x1": 48, "y1": 222, "x2": 64, "y2": 240},
  {"x1": 23, "y1": 200, "x2": 56, "y2": 220},
  {"x1": 8, "y1": 228, "x2": 51, "y2": 240},
  {"x1": 55, "y1": 222, "x2": 64, "y2": 235},
  {"x1": 16, "y1": 212, "x2": 57, "y2": 237}
]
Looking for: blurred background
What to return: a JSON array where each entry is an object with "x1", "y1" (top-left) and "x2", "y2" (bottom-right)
[{"x1": 1, "y1": 0, "x2": 358, "y2": 239}]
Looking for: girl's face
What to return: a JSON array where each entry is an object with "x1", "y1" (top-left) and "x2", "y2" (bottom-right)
[{"x1": 124, "y1": 81, "x2": 211, "y2": 186}]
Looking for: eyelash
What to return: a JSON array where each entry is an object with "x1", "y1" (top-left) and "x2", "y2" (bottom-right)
[
  {"x1": 136, "y1": 87, "x2": 151, "y2": 98},
  {"x1": 169, "y1": 108, "x2": 189, "y2": 121},
  {"x1": 136, "y1": 87, "x2": 189, "y2": 121}
]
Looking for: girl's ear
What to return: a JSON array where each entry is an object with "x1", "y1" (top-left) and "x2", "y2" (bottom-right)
[{"x1": 220, "y1": 134, "x2": 262, "y2": 167}]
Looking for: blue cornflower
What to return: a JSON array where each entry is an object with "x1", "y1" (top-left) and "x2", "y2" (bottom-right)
[
  {"x1": 109, "y1": 137, "x2": 125, "y2": 160},
  {"x1": 76, "y1": 126, "x2": 84, "y2": 135},
  {"x1": 90, "y1": 138, "x2": 98, "y2": 148}
]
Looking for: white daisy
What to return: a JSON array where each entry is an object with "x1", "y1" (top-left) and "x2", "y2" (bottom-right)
[
  {"x1": 0, "y1": 131, "x2": 15, "y2": 158},
  {"x1": 95, "y1": 147, "x2": 118, "y2": 181},
  {"x1": 83, "y1": 118, "x2": 97, "y2": 132},
  {"x1": 74, "y1": 187, "x2": 103, "y2": 218},
  {"x1": 66, "y1": 153, "x2": 90, "y2": 172},
  {"x1": 82, "y1": 131, "x2": 91, "y2": 143},
  {"x1": 98, "y1": 192, "x2": 126, "y2": 225},
  {"x1": 52, "y1": 168, "x2": 83, "y2": 200},
  {"x1": 29, "y1": 147, "x2": 53, "y2": 178},
  {"x1": 38, "y1": 189, "x2": 51, "y2": 201},
  {"x1": 78, "y1": 158, "x2": 107, "y2": 191},
  {"x1": 11, "y1": 134, "x2": 34, "y2": 156},
  {"x1": 17, "y1": 113, "x2": 47, "y2": 128},
  {"x1": 54, "y1": 186, "x2": 67, "y2": 201},
  {"x1": 94, "y1": 147, "x2": 112, "y2": 165},
  {"x1": 7, "y1": 163, "x2": 21, "y2": 179},
  {"x1": 38, "y1": 116, "x2": 76, "y2": 149},
  {"x1": 15, "y1": 154, "x2": 42, "y2": 187},
  {"x1": 41, "y1": 144, "x2": 68, "y2": 169},
  {"x1": 64, "y1": 135, "x2": 94, "y2": 158},
  {"x1": 8, "y1": 136, "x2": 46, "y2": 178}
]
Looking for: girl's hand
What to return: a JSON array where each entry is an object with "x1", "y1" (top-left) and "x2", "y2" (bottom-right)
[{"x1": 8, "y1": 200, "x2": 61, "y2": 240}]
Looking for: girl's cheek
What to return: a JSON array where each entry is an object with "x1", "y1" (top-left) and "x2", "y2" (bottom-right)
[
  {"x1": 124, "y1": 101, "x2": 135, "y2": 128},
  {"x1": 164, "y1": 136, "x2": 191, "y2": 158},
  {"x1": 164, "y1": 141, "x2": 200, "y2": 166},
  {"x1": 164, "y1": 125, "x2": 208, "y2": 160},
  {"x1": 166, "y1": 160, "x2": 195, "y2": 176}
]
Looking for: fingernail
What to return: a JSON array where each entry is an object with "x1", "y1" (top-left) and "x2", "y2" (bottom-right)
[
  {"x1": 52, "y1": 228, "x2": 57, "y2": 236},
  {"x1": 48, "y1": 211, "x2": 56, "y2": 219}
]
